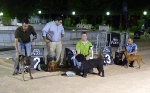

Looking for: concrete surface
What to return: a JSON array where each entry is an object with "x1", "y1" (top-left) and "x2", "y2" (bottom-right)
[{"x1": 0, "y1": 38, "x2": 150, "y2": 93}]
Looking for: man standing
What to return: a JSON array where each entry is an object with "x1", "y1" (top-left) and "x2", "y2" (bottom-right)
[
  {"x1": 42, "y1": 16, "x2": 65, "y2": 66},
  {"x1": 14, "y1": 18, "x2": 37, "y2": 74},
  {"x1": 123, "y1": 38, "x2": 138, "y2": 67}
]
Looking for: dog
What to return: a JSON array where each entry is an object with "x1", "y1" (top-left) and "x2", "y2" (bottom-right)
[
  {"x1": 123, "y1": 51, "x2": 145, "y2": 68},
  {"x1": 48, "y1": 60, "x2": 57, "y2": 72},
  {"x1": 13, "y1": 55, "x2": 33, "y2": 81},
  {"x1": 75, "y1": 54, "x2": 104, "y2": 78}
]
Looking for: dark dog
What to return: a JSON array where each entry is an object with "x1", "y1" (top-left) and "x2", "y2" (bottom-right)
[
  {"x1": 48, "y1": 60, "x2": 57, "y2": 72},
  {"x1": 13, "y1": 55, "x2": 33, "y2": 81},
  {"x1": 75, "y1": 54, "x2": 104, "y2": 78},
  {"x1": 123, "y1": 51, "x2": 145, "y2": 68}
]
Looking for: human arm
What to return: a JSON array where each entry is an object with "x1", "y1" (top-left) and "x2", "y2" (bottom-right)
[
  {"x1": 61, "y1": 25, "x2": 65, "y2": 40},
  {"x1": 127, "y1": 50, "x2": 137, "y2": 55},
  {"x1": 76, "y1": 42, "x2": 81, "y2": 55},
  {"x1": 127, "y1": 44, "x2": 138, "y2": 55},
  {"x1": 42, "y1": 36, "x2": 51, "y2": 43},
  {"x1": 14, "y1": 38, "x2": 20, "y2": 57},
  {"x1": 31, "y1": 26, "x2": 37, "y2": 40},
  {"x1": 85, "y1": 44, "x2": 93, "y2": 60},
  {"x1": 42, "y1": 23, "x2": 51, "y2": 43}
]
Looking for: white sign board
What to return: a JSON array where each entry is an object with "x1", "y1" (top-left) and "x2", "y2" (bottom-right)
[{"x1": 99, "y1": 25, "x2": 109, "y2": 31}]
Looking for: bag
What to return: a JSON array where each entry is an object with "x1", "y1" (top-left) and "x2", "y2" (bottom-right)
[{"x1": 65, "y1": 48, "x2": 74, "y2": 68}]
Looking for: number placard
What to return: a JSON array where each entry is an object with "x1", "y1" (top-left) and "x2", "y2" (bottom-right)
[
  {"x1": 31, "y1": 48, "x2": 44, "y2": 69},
  {"x1": 31, "y1": 48, "x2": 44, "y2": 56},
  {"x1": 101, "y1": 46, "x2": 114, "y2": 65}
]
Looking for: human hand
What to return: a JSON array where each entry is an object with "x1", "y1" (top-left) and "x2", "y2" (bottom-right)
[
  {"x1": 127, "y1": 53, "x2": 131, "y2": 55},
  {"x1": 45, "y1": 39, "x2": 50, "y2": 43},
  {"x1": 16, "y1": 51, "x2": 20, "y2": 57},
  {"x1": 86, "y1": 56, "x2": 90, "y2": 60},
  {"x1": 61, "y1": 37, "x2": 64, "y2": 40},
  {"x1": 33, "y1": 35, "x2": 37, "y2": 39}
]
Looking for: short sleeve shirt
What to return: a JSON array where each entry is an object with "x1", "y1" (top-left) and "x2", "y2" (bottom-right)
[
  {"x1": 125, "y1": 43, "x2": 138, "y2": 53},
  {"x1": 76, "y1": 40, "x2": 92, "y2": 56},
  {"x1": 15, "y1": 25, "x2": 37, "y2": 43}
]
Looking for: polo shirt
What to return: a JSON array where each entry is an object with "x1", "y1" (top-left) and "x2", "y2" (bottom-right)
[
  {"x1": 76, "y1": 40, "x2": 92, "y2": 56},
  {"x1": 15, "y1": 25, "x2": 37, "y2": 43}
]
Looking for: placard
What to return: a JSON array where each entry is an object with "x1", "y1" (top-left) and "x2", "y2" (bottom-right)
[
  {"x1": 110, "y1": 32, "x2": 120, "y2": 47},
  {"x1": 101, "y1": 46, "x2": 114, "y2": 65},
  {"x1": 30, "y1": 48, "x2": 44, "y2": 69}
]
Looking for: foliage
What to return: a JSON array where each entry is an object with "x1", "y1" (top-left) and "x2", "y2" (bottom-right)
[
  {"x1": 101, "y1": 20, "x2": 106, "y2": 25},
  {"x1": 137, "y1": 19, "x2": 145, "y2": 29},
  {"x1": 2, "y1": 17, "x2": 11, "y2": 25},
  {"x1": 94, "y1": 24, "x2": 100, "y2": 29},
  {"x1": 80, "y1": 19, "x2": 87, "y2": 24},
  {"x1": 129, "y1": 26, "x2": 138, "y2": 32},
  {"x1": 64, "y1": 17, "x2": 71, "y2": 27},
  {"x1": 119, "y1": 25, "x2": 123, "y2": 32}
]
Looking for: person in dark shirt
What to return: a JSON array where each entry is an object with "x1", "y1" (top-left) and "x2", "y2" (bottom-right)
[{"x1": 14, "y1": 18, "x2": 37, "y2": 74}]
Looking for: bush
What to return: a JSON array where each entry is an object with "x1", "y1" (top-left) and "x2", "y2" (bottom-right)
[
  {"x1": 64, "y1": 17, "x2": 71, "y2": 26},
  {"x1": 129, "y1": 26, "x2": 138, "y2": 32},
  {"x1": 80, "y1": 19, "x2": 87, "y2": 24}
]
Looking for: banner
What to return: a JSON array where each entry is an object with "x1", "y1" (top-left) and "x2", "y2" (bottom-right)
[{"x1": 110, "y1": 32, "x2": 120, "y2": 47}]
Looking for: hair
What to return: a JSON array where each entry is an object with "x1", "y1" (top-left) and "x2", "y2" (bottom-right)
[
  {"x1": 81, "y1": 32, "x2": 87, "y2": 35},
  {"x1": 54, "y1": 16, "x2": 62, "y2": 21},
  {"x1": 22, "y1": 18, "x2": 29, "y2": 24},
  {"x1": 128, "y1": 37, "x2": 133, "y2": 40}
]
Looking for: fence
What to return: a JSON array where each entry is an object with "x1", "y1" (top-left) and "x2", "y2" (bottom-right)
[{"x1": 0, "y1": 30, "x2": 129, "y2": 49}]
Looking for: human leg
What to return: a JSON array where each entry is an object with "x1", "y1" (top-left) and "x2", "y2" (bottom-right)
[
  {"x1": 13, "y1": 42, "x2": 23, "y2": 74},
  {"x1": 46, "y1": 42, "x2": 50, "y2": 55},
  {"x1": 55, "y1": 41, "x2": 62, "y2": 64}
]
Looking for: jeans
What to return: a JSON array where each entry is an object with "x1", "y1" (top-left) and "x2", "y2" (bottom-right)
[{"x1": 14, "y1": 42, "x2": 31, "y2": 72}]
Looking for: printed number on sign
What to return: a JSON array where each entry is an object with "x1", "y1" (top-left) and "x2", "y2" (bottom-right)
[
  {"x1": 104, "y1": 54, "x2": 111, "y2": 64},
  {"x1": 33, "y1": 57, "x2": 40, "y2": 68}
]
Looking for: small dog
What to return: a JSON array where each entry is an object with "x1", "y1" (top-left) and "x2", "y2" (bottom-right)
[
  {"x1": 123, "y1": 51, "x2": 145, "y2": 68},
  {"x1": 13, "y1": 55, "x2": 33, "y2": 81},
  {"x1": 75, "y1": 54, "x2": 104, "y2": 78},
  {"x1": 48, "y1": 60, "x2": 57, "y2": 72}
]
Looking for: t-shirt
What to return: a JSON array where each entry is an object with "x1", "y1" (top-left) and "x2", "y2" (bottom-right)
[
  {"x1": 15, "y1": 25, "x2": 37, "y2": 43},
  {"x1": 76, "y1": 40, "x2": 92, "y2": 56},
  {"x1": 125, "y1": 43, "x2": 138, "y2": 53}
]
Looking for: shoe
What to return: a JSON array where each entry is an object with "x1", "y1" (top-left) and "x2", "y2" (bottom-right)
[
  {"x1": 80, "y1": 72, "x2": 83, "y2": 75},
  {"x1": 129, "y1": 65, "x2": 134, "y2": 68}
]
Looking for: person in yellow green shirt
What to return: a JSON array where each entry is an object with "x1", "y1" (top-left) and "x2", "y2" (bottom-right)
[{"x1": 73, "y1": 32, "x2": 93, "y2": 74}]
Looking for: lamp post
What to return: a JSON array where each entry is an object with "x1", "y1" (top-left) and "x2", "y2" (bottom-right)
[
  {"x1": 72, "y1": 11, "x2": 75, "y2": 15},
  {"x1": 106, "y1": 12, "x2": 110, "y2": 15},
  {"x1": 0, "y1": 12, "x2": 3, "y2": 16},
  {"x1": 0, "y1": 12, "x2": 3, "y2": 25},
  {"x1": 38, "y1": 11, "x2": 41, "y2": 14},
  {"x1": 143, "y1": 11, "x2": 147, "y2": 15}
]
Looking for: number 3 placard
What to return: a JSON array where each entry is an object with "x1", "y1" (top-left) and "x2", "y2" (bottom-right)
[{"x1": 101, "y1": 46, "x2": 114, "y2": 65}]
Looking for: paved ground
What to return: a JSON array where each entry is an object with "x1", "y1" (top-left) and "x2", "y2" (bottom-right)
[{"x1": 0, "y1": 37, "x2": 150, "y2": 93}]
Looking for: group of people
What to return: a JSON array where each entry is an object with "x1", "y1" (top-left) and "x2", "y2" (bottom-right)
[{"x1": 13, "y1": 16, "x2": 138, "y2": 74}]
